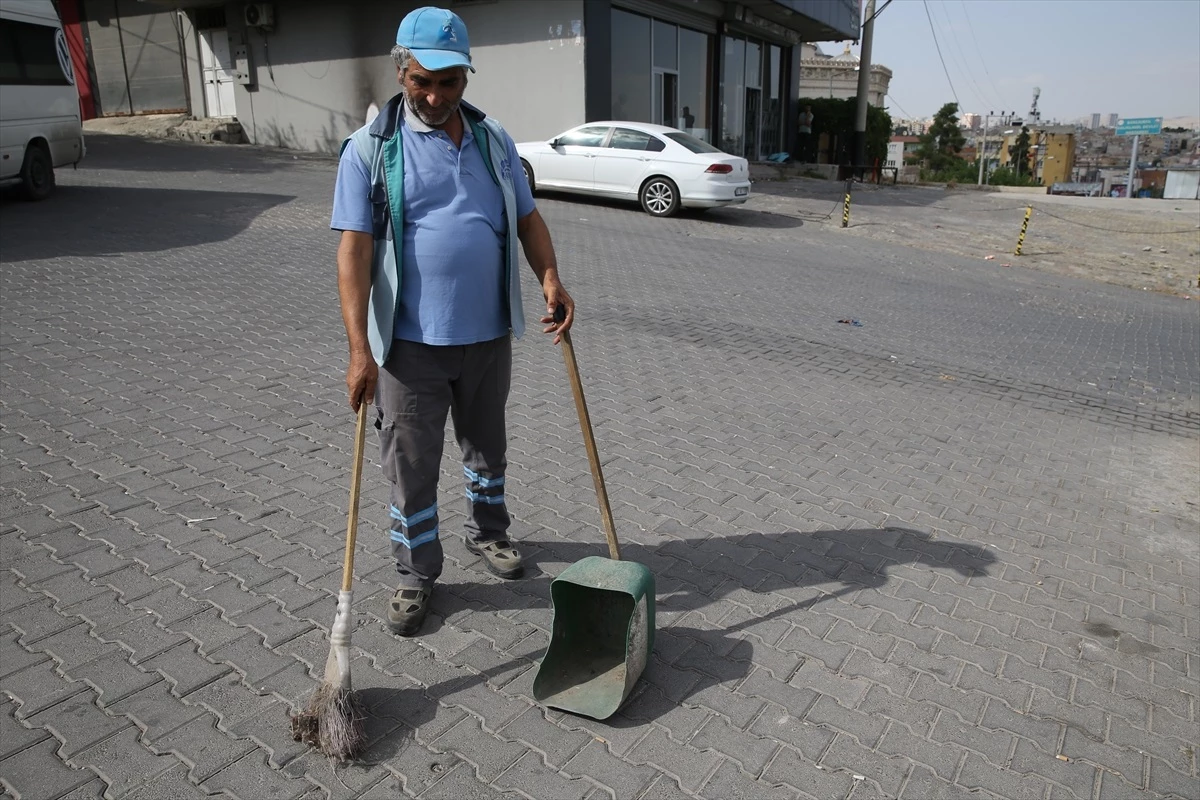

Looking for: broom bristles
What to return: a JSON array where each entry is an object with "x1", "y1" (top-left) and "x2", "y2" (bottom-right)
[{"x1": 291, "y1": 682, "x2": 365, "y2": 761}]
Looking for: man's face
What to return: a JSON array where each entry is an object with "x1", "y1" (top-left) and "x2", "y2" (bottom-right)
[{"x1": 400, "y1": 59, "x2": 467, "y2": 127}]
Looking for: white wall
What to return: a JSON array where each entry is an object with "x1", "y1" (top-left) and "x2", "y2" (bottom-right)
[
  {"x1": 885, "y1": 141, "x2": 902, "y2": 168},
  {"x1": 204, "y1": 0, "x2": 585, "y2": 153},
  {"x1": 458, "y1": 0, "x2": 587, "y2": 143}
]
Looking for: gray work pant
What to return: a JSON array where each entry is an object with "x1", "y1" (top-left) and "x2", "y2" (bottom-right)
[{"x1": 376, "y1": 336, "x2": 512, "y2": 589}]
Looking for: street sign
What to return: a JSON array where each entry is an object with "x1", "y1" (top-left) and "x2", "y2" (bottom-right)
[{"x1": 1116, "y1": 117, "x2": 1162, "y2": 136}]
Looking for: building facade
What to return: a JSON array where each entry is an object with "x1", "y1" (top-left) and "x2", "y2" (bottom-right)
[
  {"x1": 1032, "y1": 126, "x2": 1076, "y2": 187},
  {"x1": 884, "y1": 134, "x2": 919, "y2": 169},
  {"x1": 999, "y1": 125, "x2": 1076, "y2": 186},
  {"x1": 795, "y1": 42, "x2": 890, "y2": 106},
  {"x1": 63, "y1": 0, "x2": 861, "y2": 160}
]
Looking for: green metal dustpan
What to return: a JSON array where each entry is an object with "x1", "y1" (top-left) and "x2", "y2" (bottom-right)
[{"x1": 533, "y1": 321, "x2": 655, "y2": 720}]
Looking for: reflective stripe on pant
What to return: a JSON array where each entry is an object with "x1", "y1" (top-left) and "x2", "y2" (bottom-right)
[{"x1": 376, "y1": 335, "x2": 512, "y2": 588}]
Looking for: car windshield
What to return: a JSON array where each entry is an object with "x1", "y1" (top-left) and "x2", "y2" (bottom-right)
[{"x1": 664, "y1": 132, "x2": 725, "y2": 154}]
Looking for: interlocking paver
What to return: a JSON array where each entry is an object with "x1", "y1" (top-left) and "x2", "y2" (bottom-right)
[
  {"x1": 3, "y1": 132, "x2": 1197, "y2": 799},
  {"x1": 0, "y1": 737, "x2": 97, "y2": 800},
  {"x1": 118, "y1": 762, "x2": 220, "y2": 799},
  {"x1": 67, "y1": 726, "x2": 179, "y2": 797},
  {"x1": 0, "y1": 700, "x2": 53, "y2": 760}
]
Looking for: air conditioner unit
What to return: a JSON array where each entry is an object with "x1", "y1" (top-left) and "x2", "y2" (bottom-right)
[{"x1": 244, "y1": 3, "x2": 274, "y2": 29}]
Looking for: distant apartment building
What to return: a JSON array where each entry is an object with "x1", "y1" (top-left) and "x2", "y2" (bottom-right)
[
  {"x1": 1108, "y1": 113, "x2": 1120, "y2": 128},
  {"x1": 895, "y1": 118, "x2": 927, "y2": 135},
  {"x1": 885, "y1": 135, "x2": 921, "y2": 168},
  {"x1": 1000, "y1": 125, "x2": 1076, "y2": 185},
  {"x1": 1091, "y1": 113, "x2": 1101, "y2": 130},
  {"x1": 962, "y1": 113, "x2": 980, "y2": 131}
]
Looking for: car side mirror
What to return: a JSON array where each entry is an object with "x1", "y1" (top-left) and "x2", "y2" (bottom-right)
[{"x1": 550, "y1": 138, "x2": 560, "y2": 148}]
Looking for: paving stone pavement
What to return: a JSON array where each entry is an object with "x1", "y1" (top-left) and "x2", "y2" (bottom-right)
[{"x1": 1, "y1": 133, "x2": 1198, "y2": 800}]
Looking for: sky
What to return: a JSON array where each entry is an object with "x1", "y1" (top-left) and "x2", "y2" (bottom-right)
[{"x1": 839, "y1": 0, "x2": 1200, "y2": 124}]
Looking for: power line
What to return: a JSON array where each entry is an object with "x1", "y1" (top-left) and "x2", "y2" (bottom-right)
[
  {"x1": 864, "y1": 0, "x2": 895, "y2": 24},
  {"x1": 934, "y1": 0, "x2": 993, "y2": 112},
  {"x1": 886, "y1": 93, "x2": 915, "y2": 121},
  {"x1": 923, "y1": 0, "x2": 960, "y2": 107},
  {"x1": 958, "y1": 0, "x2": 1009, "y2": 111}
]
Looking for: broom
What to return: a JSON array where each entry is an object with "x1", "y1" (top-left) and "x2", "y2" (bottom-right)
[{"x1": 290, "y1": 401, "x2": 369, "y2": 761}]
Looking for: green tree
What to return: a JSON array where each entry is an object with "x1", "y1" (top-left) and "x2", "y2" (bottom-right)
[
  {"x1": 1008, "y1": 128, "x2": 1032, "y2": 177},
  {"x1": 917, "y1": 102, "x2": 966, "y2": 172},
  {"x1": 795, "y1": 97, "x2": 892, "y2": 169},
  {"x1": 986, "y1": 165, "x2": 1039, "y2": 187}
]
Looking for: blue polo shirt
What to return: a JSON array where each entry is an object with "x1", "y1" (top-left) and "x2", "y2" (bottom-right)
[{"x1": 331, "y1": 103, "x2": 535, "y2": 346}]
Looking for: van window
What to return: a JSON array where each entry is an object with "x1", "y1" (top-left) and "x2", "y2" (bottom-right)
[{"x1": 0, "y1": 19, "x2": 72, "y2": 86}]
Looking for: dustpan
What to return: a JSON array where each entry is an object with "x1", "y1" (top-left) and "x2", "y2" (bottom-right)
[{"x1": 533, "y1": 311, "x2": 655, "y2": 720}]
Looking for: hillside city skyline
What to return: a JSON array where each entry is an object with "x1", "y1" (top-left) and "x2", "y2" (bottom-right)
[{"x1": 850, "y1": 0, "x2": 1200, "y2": 127}]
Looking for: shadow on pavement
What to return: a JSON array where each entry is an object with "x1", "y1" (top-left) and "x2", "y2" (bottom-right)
[
  {"x1": 373, "y1": 526, "x2": 997, "y2": 733},
  {"x1": 752, "y1": 178, "x2": 953, "y2": 210},
  {"x1": 67, "y1": 133, "x2": 334, "y2": 173},
  {"x1": 535, "y1": 189, "x2": 805, "y2": 229},
  {"x1": 0, "y1": 184, "x2": 293, "y2": 261}
]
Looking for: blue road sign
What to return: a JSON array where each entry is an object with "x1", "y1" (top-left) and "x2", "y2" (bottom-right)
[{"x1": 1116, "y1": 117, "x2": 1162, "y2": 136}]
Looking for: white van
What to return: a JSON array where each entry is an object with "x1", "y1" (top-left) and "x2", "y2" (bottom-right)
[{"x1": 0, "y1": 0, "x2": 85, "y2": 199}]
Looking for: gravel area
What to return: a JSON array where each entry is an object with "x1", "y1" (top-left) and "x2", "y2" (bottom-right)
[{"x1": 747, "y1": 178, "x2": 1200, "y2": 299}]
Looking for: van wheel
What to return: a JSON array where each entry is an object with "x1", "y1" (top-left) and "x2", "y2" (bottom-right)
[{"x1": 20, "y1": 143, "x2": 54, "y2": 201}]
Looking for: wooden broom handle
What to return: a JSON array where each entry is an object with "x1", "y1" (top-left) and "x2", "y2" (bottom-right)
[
  {"x1": 558, "y1": 326, "x2": 621, "y2": 561},
  {"x1": 341, "y1": 401, "x2": 369, "y2": 592}
]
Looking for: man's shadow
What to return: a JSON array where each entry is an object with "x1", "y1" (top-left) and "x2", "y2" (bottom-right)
[
  {"x1": 304, "y1": 526, "x2": 997, "y2": 772},
  {"x1": 560, "y1": 528, "x2": 991, "y2": 728}
]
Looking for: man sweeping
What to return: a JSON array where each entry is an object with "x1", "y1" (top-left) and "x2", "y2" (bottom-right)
[{"x1": 332, "y1": 6, "x2": 574, "y2": 637}]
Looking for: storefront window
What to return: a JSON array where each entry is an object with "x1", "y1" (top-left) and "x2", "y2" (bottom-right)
[
  {"x1": 761, "y1": 45, "x2": 782, "y2": 158},
  {"x1": 612, "y1": 11, "x2": 713, "y2": 139},
  {"x1": 720, "y1": 37, "x2": 745, "y2": 155},
  {"x1": 720, "y1": 35, "x2": 787, "y2": 160},
  {"x1": 677, "y1": 28, "x2": 711, "y2": 141},
  {"x1": 612, "y1": 10, "x2": 651, "y2": 122},
  {"x1": 651, "y1": 20, "x2": 677, "y2": 129},
  {"x1": 744, "y1": 41, "x2": 761, "y2": 160},
  {"x1": 652, "y1": 20, "x2": 676, "y2": 70}
]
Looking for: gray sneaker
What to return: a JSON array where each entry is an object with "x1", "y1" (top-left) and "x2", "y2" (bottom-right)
[
  {"x1": 465, "y1": 538, "x2": 524, "y2": 579},
  {"x1": 386, "y1": 586, "x2": 430, "y2": 636}
]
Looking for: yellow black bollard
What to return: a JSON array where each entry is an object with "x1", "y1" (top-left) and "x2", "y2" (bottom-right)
[
  {"x1": 1014, "y1": 205, "x2": 1033, "y2": 256},
  {"x1": 841, "y1": 180, "x2": 852, "y2": 228}
]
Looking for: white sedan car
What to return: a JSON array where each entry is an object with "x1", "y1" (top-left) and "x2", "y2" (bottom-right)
[{"x1": 515, "y1": 121, "x2": 751, "y2": 218}]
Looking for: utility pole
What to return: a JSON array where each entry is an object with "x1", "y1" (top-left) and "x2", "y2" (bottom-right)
[
  {"x1": 1126, "y1": 134, "x2": 1139, "y2": 198},
  {"x1": 977, "y1": 111, "x2": 990, "y2": 185},
  {"x1": 852, "y1": 0, "x2": 875, "y2": 175}
]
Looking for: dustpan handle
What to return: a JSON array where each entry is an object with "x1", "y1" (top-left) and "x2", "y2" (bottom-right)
[
  {"x1": 556, "y1": 310, "x2": 620, "y2": 561},
  {"x1": 341, "y1": 402, "x2": 369, "y2": 592}
]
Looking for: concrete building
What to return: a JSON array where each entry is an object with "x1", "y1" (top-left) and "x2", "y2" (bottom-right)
[
  {"x1": 999, "y1": 124, "x2": 1076, "y2": 186},
  {"x1": 1035, "y1": 126, "x2": 1076, "y2": 186},
  {"x1": 1090, "y1": 113, "x2": 1101, "y2": 130},
  {"x1": 61, "y1": 0, "x2": 861, "y2": 161},
  {"x1": 885, "y1": 134, "x2": 920, "y2": 169},
  {"x1": 796, "y1": 42, "x2": 891, "y2": 106},
  {"x1": 894, "y1": 117, "x2": 928, "y2": 135},
  {"x1": 1107, "y1": 112, "x2": 1119, "y2": 128},
  {"x1": 962, "y1": 112, "x2": 980, "y2": 131}
]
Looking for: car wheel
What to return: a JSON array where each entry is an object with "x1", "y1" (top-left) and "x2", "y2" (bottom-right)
[
  {"x1": 520, "y1": 159, "x2": 535, "y2": 194},
  {"x1": 639, "y1": 176, "x2": 679, "y2": 217},
  {"x1": 20, "y1": 143, "x2": 54, "y2": 201}
]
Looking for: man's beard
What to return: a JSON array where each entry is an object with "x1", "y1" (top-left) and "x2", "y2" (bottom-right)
[{"x1": 407, "y1": 91, "x2": 459, "y2": 127}]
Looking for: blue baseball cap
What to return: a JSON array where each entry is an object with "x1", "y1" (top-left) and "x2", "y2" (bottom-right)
[{"x1": 396, "y1": 7, "x2": 474, "y2": 72}]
